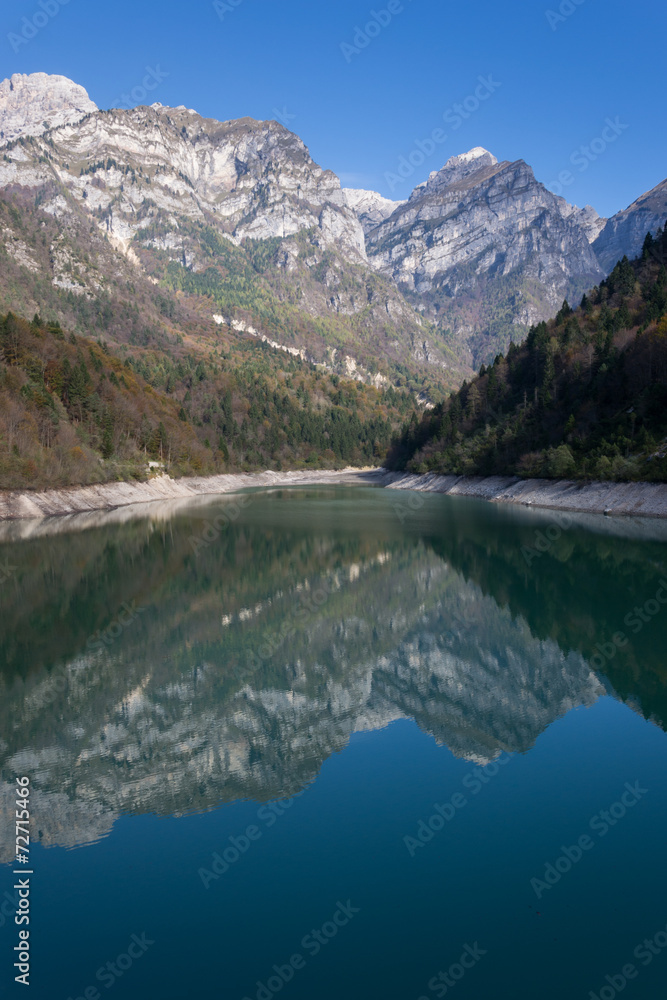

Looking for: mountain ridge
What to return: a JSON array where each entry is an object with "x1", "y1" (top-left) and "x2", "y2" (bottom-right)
[
  {"x1": 1, "y1": 71, "x2": 666, "y2": 392},
  {"x1": 364, "y1": 151, "x2": 606, "y2": 365},
  {"x1": 594, "y1": 177, "x2": 667, "y2": 272}
]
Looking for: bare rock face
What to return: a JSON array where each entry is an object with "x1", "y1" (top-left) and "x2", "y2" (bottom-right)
[
  {"x1": 594, "y1": 177, "x2": 667, "y2": 273},
  {"x1": 343, "y1": 187, "x2": 405, "y2": 233},
  {"x1": 2, "y1": 72, "x2": 662, "y2": 379},
  {"x1": 363, "y1": 148, "x2": 605, "y2": 362},
  {"x1": 0, "y1": 72, "x2": 97, "y2": 144},
  {"x1": 366, "y1": 148, "x2": 602, "y2": 295},
  {"x1": 0, "y1": 74, "x2": 445, "y2": 387},
  {"x1": 557, "y1": 199, "x2": 607, "y2": 244},
  {"x1": 408, "y1": 146, "x2": 500, "y2": 200},
  {"x1": 0, "y1": 89, "x2": 366, "y2": 259}
]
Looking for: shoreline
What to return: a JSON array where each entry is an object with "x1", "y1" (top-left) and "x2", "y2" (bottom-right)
[
  {"x1": 0, "y1": 469, "x2": 387, "y2": 522},
  {"x1": 383, "y1": 472, "x2": 667, "y2": 519},
  {"x1": 0, "y1": 468, "x2": 666, "y2": 524}
]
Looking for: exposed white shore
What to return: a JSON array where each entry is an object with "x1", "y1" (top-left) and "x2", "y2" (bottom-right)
[
  {"x1": 1, "y1": 468, "x2": 667, "y2": 525},
  {"x1": 383, "y1": 472, "x2": 667, "y2": 519},
  {"x1": 0, "y1": 468, "x2": 386, "y2": 522}
]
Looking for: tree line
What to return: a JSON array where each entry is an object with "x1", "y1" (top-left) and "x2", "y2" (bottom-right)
[{"x1": 388, "y1": 229, "x2": 667, "y2": 483}]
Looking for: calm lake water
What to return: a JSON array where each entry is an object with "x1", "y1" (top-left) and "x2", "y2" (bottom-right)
[{"x1": 1, "y1": 487, "x2": 667, "y2": 1000}]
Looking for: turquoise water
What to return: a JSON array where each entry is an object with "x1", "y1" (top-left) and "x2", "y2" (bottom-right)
[{"x1": 1, "y1": 488, "x2": 666, "y2": 999}]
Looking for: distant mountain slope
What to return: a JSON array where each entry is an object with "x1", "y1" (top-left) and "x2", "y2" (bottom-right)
[
  {"x1": 388, "y1": 229, "x2": 667, "y2": 482},
  {"x1": 0, "y1": 99, "x2": 367, "y2": 260},
  {"x1": 1, "y1": 72, "x2": 664, "y2": 400},
  {"x1": 594, "y1": 177, "x2": 667, "y2": 273},
  {"x1": 556, "y1": 198, "x2": 606, "y2": 244},
  {"x1": 0, "y1": 74, "x2": 463, "y2": 396},
  {"x1": 343, "y1": 188, "x2": 405, "y2": 233},
  {"x1": 0, "y1": 308, "x2": 416, "y2": 490},
  {"x1": 365, "y1": 148, "x2": 605, "y2": 367}
]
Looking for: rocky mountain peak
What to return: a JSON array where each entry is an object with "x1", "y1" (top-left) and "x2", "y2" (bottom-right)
[
  {"x1": 366, "y1": 150, "x2": 605, "y2": 364},
  {"x1": 0, "y1": 72, "x2": 97, "y2": 144},
  {"x1": 1, "y1": 71, "x2": 664, "y2": 383},
  {"x1": 443, "y1": 146, "x2": 499, "y2": 173},
  {"x1": 557, "y1": 198, "x2": 606, "y2": 244},
  {"x1": 593, "y1": 177, "x2": 667, "y2": 272},
  {"x1": 0, "y1": 92, "x2": 367, "y2": 258},
  {"x1": 343, "y1": 187, "x2": 405, "y2": 233},
  {"x1": 410, "y1": 146, "x2": 500, "y2": 201}
]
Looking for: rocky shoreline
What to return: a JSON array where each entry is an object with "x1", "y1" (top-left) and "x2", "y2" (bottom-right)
[
  {"x1": 0, "y1": 469, "x2": 386, "y2": 522},
  {"x1": 1, "y1": 468, "x2": 667, "y2": 524},
  {"x1": 382, "y1": 472, "x2": 667, "y2": 519}
]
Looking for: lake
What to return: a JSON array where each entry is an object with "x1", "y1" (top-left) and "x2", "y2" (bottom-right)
[{"x1": 1, "y1": 487, "x2": 667, "y2": 1000}]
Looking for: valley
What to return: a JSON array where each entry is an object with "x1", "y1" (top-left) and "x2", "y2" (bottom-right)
[{"x1": 0, "y1": 72, "x2": 666, "y2": 491}]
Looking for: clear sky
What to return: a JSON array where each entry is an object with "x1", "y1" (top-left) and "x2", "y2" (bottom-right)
[{"x1": 1, "y1": 0, "x2": 665, "y2": 218}]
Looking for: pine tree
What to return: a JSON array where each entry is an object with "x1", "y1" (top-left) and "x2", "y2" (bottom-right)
[
  {"x1": 101, "y1": 415, "x2": 114, "y2": 459},
  {"x1": 68, "y1": 360, "x2": 92, "y2": 420},
  {"x1": 642, "y1": 231, "x2": 655, "y2": 260}
]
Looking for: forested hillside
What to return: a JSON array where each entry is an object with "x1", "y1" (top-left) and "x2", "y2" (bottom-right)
[
  {"x1": 0, "y1": 310, "x2": 415, "y2": 489},
  {"x1": 0, "y1": 120, "x2": 465, "y2": 399},
  {"x1": 388, "y1": 230, "x2": 667, "y2": 482}
]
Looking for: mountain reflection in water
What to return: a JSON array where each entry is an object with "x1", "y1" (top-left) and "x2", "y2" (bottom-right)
[{"x1": 1, "y1": 487, "x2": 665, "y2": 860}]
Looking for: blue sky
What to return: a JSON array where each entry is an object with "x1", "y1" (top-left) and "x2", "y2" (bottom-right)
[{"x1": 1, "y1": 0, "x2": 665, "y2": 217}]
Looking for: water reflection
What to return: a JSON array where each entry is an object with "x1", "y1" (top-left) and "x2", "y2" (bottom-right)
[{"x1": 0, "y1": 488, "x2": 665, "y2": 860}]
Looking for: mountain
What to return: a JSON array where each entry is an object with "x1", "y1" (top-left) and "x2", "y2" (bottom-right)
[
  {"x1": 1, "y1": 75, "x2": 363, "y2": 253},
  {"x1": 0, "y1": 72, "x2": 665, "y2": 404},
  {"x1": 594, "y1": 177, "x2": 667, "y2": 273},
  {"x1": 0, "y1": 74, "x2": 462, "y2": 397},
  {"x1": 0, "y1": 72, "x2": 97, "y2": 143},
  {"x1": 364, "y1": 147, "x2": 605, "y2": 367},
  {"x1": 343, "y1": 187, "x2": 405, "y2": 233},
  {"x1": 388, "y1": 231, "x2": 667, "y2": 482},
  {"x1": 556, "y1": 198, "x2": 606, "y2": 244}
]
